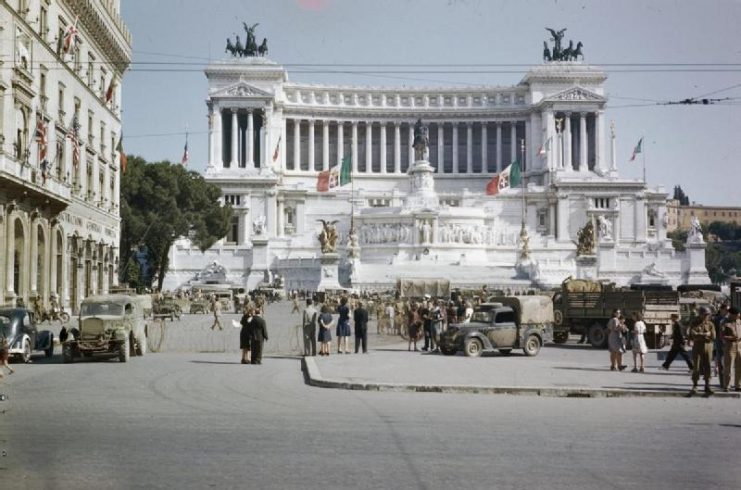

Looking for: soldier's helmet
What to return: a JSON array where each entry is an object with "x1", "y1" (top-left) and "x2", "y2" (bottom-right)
[{"x1": 698, "y1": 306, "x2": 711, "y2": 316}]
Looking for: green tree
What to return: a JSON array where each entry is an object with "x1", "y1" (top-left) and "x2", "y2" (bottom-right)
[{"x1": 120, "y1": 156, "x2": 232, "y2": 290}]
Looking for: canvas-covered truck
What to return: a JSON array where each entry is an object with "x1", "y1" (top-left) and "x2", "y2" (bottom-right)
[
  {"x1": 551, "y1": 278, "x2": 678, "y2": 349},
  {"x1": 63, "y1": 295, "x2": 148, "y2": 363},
  {"x1": 438, "y1": 295, "x2": 553, "y2": 357},
  {"x1": 396, "y1": 278, "x2": 451, "y2": 299}
]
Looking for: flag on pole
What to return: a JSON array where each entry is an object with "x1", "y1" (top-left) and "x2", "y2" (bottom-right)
[
  {"x1": 629, "y1": 137, "x2": 643, "y2": 162},
  {"x1": 116, "y1": 133, "x2": 127, "y2": 174},
  {"x1": 181, "y1": 134, "x2": 189, "y2": 166},
  {"x1": 105, "y1": 78, "x2": 116, "y2": 104},
  {"x1": 339, "y1": 155, "x2": 352, "y2": 186},
  {"x1": 537, "y1": 136, "x2": 551, "y2": 157},
  {"x1": 34, "y1": 119, "x2": 48, "y2": 162},
  {"x1": 67, "y1": 115, "x2": 81, "y2": 167},
  {"x1": 272, "y1": 135, "x2": 282, "y2": 162},
  {"x1": 486, "y1": 160, "x2": 521, "y2": 196},
  {"x1": 62, "y1": 17, "x2": 79, "y2": 55}
]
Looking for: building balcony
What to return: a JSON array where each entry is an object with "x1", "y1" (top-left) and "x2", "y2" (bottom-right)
[{"x1": 0, "y1": 154, "x2": 71, "y2": 214}]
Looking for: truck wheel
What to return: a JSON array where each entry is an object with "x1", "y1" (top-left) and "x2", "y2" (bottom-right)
[
  {"x1": 498, "y1": 349, "x2": 512, "y2": 356},
  {"x1": 588, "y1": 323, "x2": 608, "y2": 349},
  {"x1": 553, "y1": 331, "x2": 569, "y2": 344},
  {"x1": 45, "y1": 334, "x2": 55, "y2": 358},
  {"x1": 463, "y1": 338, "x2": 483, "y2": 358},
  {"x1": 553, "y1": 309, "x2": 563, "y2": 326},
  {"x1": 21, "y1": 338, "x2": 32, "y2": 363},
  {"x1": 440, "y1": 345, "x2": 457, "y2": 356},
  {"x1": 523, "y1": 335, "x2": 542, "y2": 356},
  {"x1": 62, "y1": 343, "x2": 74, "y2": 363},
  {"x1": 118, "y1": 338, "x2": 130, "y2": 363},
  {"x1": 136, "y1": 334, "x2": 147, "y2": 356}
]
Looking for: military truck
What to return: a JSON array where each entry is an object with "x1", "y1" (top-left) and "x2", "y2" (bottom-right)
[
  {"x1": 438, "y1": 296, "x2": 553, "y2": 357},
  {"x1": 731, "y1": 278, "x2": 741, "y2": 310},
  {"x1": 552, "y1": 278, "x2": 678, "y2": 349},
  {"x1": 62, "y1": 295, "x2": 148, "y2": 363}
]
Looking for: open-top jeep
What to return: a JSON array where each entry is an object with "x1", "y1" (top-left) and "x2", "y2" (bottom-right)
[{"x1": 63, "y1": 295, "x2": 148, "y2": 363}]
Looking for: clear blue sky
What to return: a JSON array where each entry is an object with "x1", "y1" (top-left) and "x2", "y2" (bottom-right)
[{"x1": 121, "y1": 0, "x2": 741, "y2": 206}]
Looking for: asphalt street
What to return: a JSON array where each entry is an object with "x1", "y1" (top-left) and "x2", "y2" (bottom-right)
[{"x1": 1, "y1": 304, "x2": 740, "y2": 489}]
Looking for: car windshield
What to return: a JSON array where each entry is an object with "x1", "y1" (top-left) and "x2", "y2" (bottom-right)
[
  {"x1": 470, "y1": 311, "x2": 491, "y2": 323},
  {"x1": 81, "y1": 302, "x2": 125, "y2": 317},
  {"x1": 0, "y1": 315, "x2": 12, "y2": 337}
]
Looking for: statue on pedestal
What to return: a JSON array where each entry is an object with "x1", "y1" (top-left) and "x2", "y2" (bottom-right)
[
  {"x1": 687, "y1": 216, "x2": 704, "y2": 244},
  {"x1": 412, "y1": 119, "x2": 429, "y2": 161},
  {"x1": 317, "y1": 219, "x2": 339, "y2": 254},
  {"x1": 576, "y1": 220, "x2": 595, "y2": 256},
  {"x1": 597, "y1": 215, "x2": 613, "y2": 241}
]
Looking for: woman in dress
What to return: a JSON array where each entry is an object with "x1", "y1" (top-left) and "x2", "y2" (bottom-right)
[
  {"x1": 607, "y1": 309, "x2": 628, "y2": 371},
  {"x1": 336, "y1": 297, "x2": 352, "y2": 354},
  {"x1": 239, "y1": 306, "x2": 254, "y2": 364},
  {"x1": 631, "y1": 312, "x2": 648, "y2": 372},
  {"x1": 317, "y1": 305, "x2": 333, "y2": 356},
  {"x1": 407, "y1": 302, "x2": 421, "y2": 352}
]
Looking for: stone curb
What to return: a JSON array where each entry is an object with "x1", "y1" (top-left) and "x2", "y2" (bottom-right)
[{"x1": 301, "y1": 357, "x2": 741, "y2": 399}]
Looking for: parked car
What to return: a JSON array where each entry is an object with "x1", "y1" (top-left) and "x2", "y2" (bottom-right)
[
  {"x1": 189, "y1": 299, "x2": 209, "y2": 314},
  {"x1": 438, "y1": 296, "x2": 553, "y2": 357},
  {"x1": 152, "y1": 297, "x2": 182, "y2": 321},
  {"x1": 63, "y1": 295, "x2": 148, "y2": 363},
  {"x1": 0, "y1": 308, "x2": 54, "y2": 362}
]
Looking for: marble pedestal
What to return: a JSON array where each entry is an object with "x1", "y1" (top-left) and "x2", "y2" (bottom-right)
[
  {"x1": 246, "y1": 237, "x2": 270, "y2": 290},
  {"x1": 317, "y1": 253, "x2": 343, "y2": 291},
  {"x1": 685, "y1": 242, "x2": 712, "y2": 284},
  {"x1": 575, "y1": 255, "x2": 598, "y2": 280}
]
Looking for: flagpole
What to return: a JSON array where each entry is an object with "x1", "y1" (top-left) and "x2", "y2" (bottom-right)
[{"x1": 642, "y1": 135, "x2": 646, "y2": 184}]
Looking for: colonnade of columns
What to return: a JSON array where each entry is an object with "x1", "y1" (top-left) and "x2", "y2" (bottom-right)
[
  {"x1": 543, "y1": 110, "x2": 604, "y2": 172},
  {"x1": 281, "y1": 119, "x2": 530, "y2": 175},
  {"x1": 208, "y1": 106, "x2": 268, "y2": 169}
]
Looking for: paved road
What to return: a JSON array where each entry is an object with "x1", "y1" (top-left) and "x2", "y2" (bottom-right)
[{"x1": 2, "y1": 349, "x2": 740, "y2": 489}]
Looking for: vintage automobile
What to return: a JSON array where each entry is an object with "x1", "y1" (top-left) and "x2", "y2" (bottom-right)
[
  {"x1": 189, "y1": 298, "x2": 209, "y2": 314},
  {"x1": 0, "y1": 308, "x2": 55, "y2": 362},
  {"x1": 438, "y1": 297, "x2": 553, "y2": 357},
  {"x1": 63, "y1": 294, "x2": 148, "y2": 363},
  {"x1": 152, "y1": 297, "x2": 182, "y2": 321}
]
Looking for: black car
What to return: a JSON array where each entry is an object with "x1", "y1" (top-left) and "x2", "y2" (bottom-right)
[{"x1": 0, "y1": 308, "x2": 55, "y2": 363}]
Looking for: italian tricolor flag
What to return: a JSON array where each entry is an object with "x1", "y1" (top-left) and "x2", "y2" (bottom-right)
[
  {"x1": 486, "y1": 160, "x2": 521, "y2": 196},
  {"x1": 317, "y1": 156, "x2": 352, "y2": 192}
]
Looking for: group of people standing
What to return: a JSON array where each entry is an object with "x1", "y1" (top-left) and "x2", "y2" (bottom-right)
[
  {"x1": 607, "y1": 303, "x2": 741, "y2": 396},
  {"x1": 302, "y1": 297, "x2": 370, "y2": 356}
]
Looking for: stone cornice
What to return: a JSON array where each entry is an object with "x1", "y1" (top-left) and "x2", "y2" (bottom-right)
[
  {"x1": 279, "y1": 106, "x2": 533, "y2": 122},
  {"x1": 66, "y1": 0, "x2": 132, "y2": 75}
]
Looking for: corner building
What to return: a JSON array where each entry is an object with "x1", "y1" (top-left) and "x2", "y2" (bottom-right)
[
  {"x1": 165, "y1": 54, "x2": 709, "y2": 291},
  {"x1": 0, "y1": 0, "x2": 131, "y2": 310}
]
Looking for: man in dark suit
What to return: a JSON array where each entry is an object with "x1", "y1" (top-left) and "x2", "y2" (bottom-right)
[
  {"x1": 250, "y1": 308, "x2": 268, "y2": 364},
  {"x1": 353, "y1": 301, "x2": 369, "y2": 354}
]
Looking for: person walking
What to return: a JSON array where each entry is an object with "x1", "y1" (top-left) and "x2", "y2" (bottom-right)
[
  {"x1": 385, "y1": 303, "x2": 396, "y2": 336},
  {"x1": 353, "y1": 301, "x2": 369, "y2": 354},
  {"x1": 407, "y1": 302, "x2": 421, "y2": 352},
  {"x1": 630, "y1": 312, "x2": 648, "y2": 373},
  {"x1": 239, "y1": 307, "x2": 253, "y2": 364},
  {"x1": 317, "y1": 305, "x2": 333, "y2": 356},
  {"x1": 607, "y1": 309, "x2": 628, "y2": 371},
  {"x1": 302, "y1": 299, "x2": 318, "y2": 356},
  {"x1": 721, "y1": 306, "x2": 741, "y2": 392},
  {"x1": 713, "y1": 303, "x2": 729, "y2": 387},
  {"x1": 210, "y1": 295, "x2": 223, "y2": 331},
  {"x1": 661, "y1": 313, "x2": 693, "y2": 371},
  {"x1": 336, "y1": 297, "x2": 352, "y2": 354},
  {"x1": 689, "y1": 306, "x2": 715, "y2": 396},
  {"x1": 249, "y1": 308, "x2": 268, "y2": 365}
]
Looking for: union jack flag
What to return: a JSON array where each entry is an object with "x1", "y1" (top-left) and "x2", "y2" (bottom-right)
[
  {"x1": 34, "y1": 119, "x2": 48, "y2": 162},
  {"x1": 62, "y1": 18, "x2": 79, "y2": 55}
]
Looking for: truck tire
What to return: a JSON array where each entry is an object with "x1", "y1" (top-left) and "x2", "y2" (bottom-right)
[
  {"x1": 21, "y1": 338, "x2": 32, "y2": 363},
  {"x1": 62, "y1": 343, "x2": 74, "y2": 363},
  {"x1": 118, "y1": 338, "x2": 130, "y2": 363},
  {"x1": 463, "y1": 337, "x2": 483, "y2": 358},
  {"x1": 588, "y1": 323, "x2": 608, "y2": 349},
  {"x1": 135, "y1": 334, "x2": 147, "y2": 356},
  {"x1": 523, "y1": 335, "x2": 542, "y2": 356},
  {"x1": 553, "y1": 331, "x2": 569, "y2": 344}
]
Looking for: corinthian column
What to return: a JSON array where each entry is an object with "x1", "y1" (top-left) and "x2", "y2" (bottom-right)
[
  {"x1": 322, "y1": 120, "x2": 329, "y2": 171},
  {"x1": 308, "y1": 120, "x2": 315, "y2": 171},
  {"x1": 351, "y1": 121, "x2": 358, "y2": 173},
  {"x1": 293, "y1": 119, "x2": 301, "y2": 171},
  {"x1": 247, "y1": 110, "x2": 255, "y2": 168},
  {"x1": 394, "y1": 122, "x2": 401, "y2": 173},
  {"x1": 380, "y1": 123, "x2": 387, "y2": 174},
  {"x1": 579, "y1": 113, "x2": 587, "y2": 172},
  {"x1": 481, "y1": 122, "x2": 488, "y2": 173},
  {"x1": 466, "y1": 122, "x2": 473, "y2": 173},
  {"x1": 452, "y1": 123, "x2": 459, "y2": 173},
  {"x1": 365, "y1": 122, "x2": 373, "y2": 173},
  {"x1": 230, "y1": 109, "x2": 238, "y2": 167}
]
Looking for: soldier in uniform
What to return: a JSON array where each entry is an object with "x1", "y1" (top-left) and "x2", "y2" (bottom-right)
[
  {"x1": 688, "y1": 306, "x2": 716, "y2": 395},
  {"x1": 721, "y1": 307, "x2": 741, "y2": 392}
]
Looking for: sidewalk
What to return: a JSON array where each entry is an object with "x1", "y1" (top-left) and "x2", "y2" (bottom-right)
[{"x1": 303, "y1": 340, "x2": 741, "y2": 398}]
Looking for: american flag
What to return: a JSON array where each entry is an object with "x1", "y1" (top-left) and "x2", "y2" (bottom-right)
[
  {"x1": 62, "y1": 18, "x2": 79, "y2": 55},
  {"x1": 181, "y1": 135, "x2": 189, "y2": 166},
  {"x1": 67, "y1": 115, "x2": 81, "y2": 167}
]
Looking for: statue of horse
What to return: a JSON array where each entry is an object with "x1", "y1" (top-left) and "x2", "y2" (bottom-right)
[
  {"x1": 234, "y1": 35, "x2": 244, "y2": 57},
  {"x1": 561, "y1": 40, "x2": 574, "y2": 61},
  {"x1": 542, "y1": 41, "x2": 551, "y2": 62},
  {"x1": 573, "y1": 41, "x2": 584, "y2": 61},
  {"x1": 225, "y1": 38, "x2": 236, "y2": 56},
  {"x1": 258, "y1": 38, "x2": 268, "y2": 57}
]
